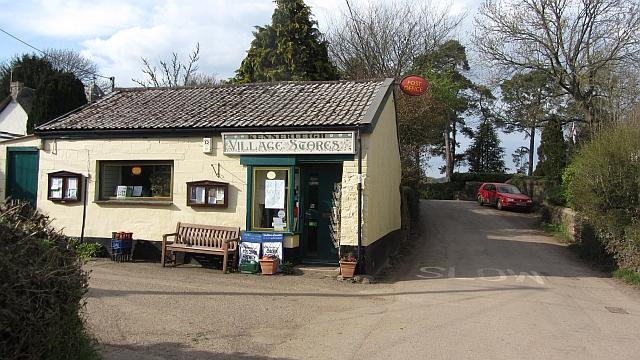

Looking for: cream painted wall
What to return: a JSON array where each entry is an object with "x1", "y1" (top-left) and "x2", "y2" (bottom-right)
[
  {"x1": 35, "y1": 136, "x2": 248, "y2": 242},
  {"x1": 339, "y1": 93, "x2": 401, "y2": 247},
  {"x1": 0, "y1": 136, "x2": 41, "y2": 199},
  {"x1": 361, "y1": 95, "x2": 401, "y2": 246},
  {"x1": 0, "y1": 102, "x2": 28, "y2": 135}
]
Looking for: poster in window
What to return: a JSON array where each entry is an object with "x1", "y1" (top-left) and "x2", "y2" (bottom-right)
[
  {"x1": 207, "y1": 188, "x2": 217, "y2": 205},
  {"x1": 116, "y1": 186, "x2": 128, "y2": 198},
  {"x1": 195, "y1": 186, "x2": 206, "y2": 204},
  {"x1": 50, "y1": 177, "x2": 63, "y2": 198},
  {"x1": 132, "y1": 186, "x2": 143, "y2": 197},
  {"x1": 66, "y1": 178, "x2": 78, "y2": 199},
  {"x1": 216, "y1": 187, "x2": 225, "y2": 203},
  {"x1": 264, "y1": 179, "x2": 285, "y2": 209}
]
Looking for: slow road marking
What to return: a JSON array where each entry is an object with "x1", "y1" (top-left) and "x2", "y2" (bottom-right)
[{"x1": 417, "y1": 266, "x2": 546, "y2": 285}]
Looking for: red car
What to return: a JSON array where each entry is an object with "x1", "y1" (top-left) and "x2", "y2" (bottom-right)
[{"x1": 477, "y1": 182, "x2": 533, "y2": 211}]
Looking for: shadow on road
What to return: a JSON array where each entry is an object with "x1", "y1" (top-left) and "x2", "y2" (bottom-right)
[
  {"x1": 102, "y1": 342, "x2": 295, "y2": 360},
  {"x1": 383, "y1": 200, "x2": 608, "y2": 283},
  {"x1": 88, "y1": 285, "x2": 542, "y2": 299}
]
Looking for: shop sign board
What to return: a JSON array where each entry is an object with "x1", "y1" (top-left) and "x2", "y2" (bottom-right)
[
  {"x1": 400, "y1": 75, "x2": 429, "y2": 96},
  {"x1": 223, "y1": 131, "x2": 356, "y2": 155}
]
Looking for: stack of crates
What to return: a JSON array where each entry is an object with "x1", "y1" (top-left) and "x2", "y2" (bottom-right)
[{"x1": 111, "y1": 231, "x2": 133, "y2": 262}]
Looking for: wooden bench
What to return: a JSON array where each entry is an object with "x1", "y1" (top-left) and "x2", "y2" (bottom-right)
[{"x1": 161, "y1": 222, "x2": 240, "y2": 273}]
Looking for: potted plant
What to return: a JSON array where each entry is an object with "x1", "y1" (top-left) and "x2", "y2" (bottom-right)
[
  {"x1": 259, "y1": 254, "x2": 279, "y2": 275},
  {"x1": 339, "y1": 253, "x2": 357, "y2": 278}
]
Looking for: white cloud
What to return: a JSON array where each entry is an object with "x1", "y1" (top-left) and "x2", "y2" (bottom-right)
[
  {"x1": 78, "y1": 0, "x2": 275, "y2": 86},
  {"x1": 1, "y1": 0, "x2": 152, "y2": 38}
]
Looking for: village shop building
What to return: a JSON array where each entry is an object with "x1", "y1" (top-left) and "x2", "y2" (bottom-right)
[{"x1": 2, "y1": 79, "x2": 401, "y2": 273}]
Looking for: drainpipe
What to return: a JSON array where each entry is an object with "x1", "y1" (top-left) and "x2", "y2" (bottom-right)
[
  {"x1": 80, "y1": 176, "x2": 88, "y2": 242},
  {"x1": 356, "y1": 128, "x2": 363, "y2": 274}
]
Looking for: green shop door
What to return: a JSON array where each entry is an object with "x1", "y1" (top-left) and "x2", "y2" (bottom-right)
[
  {"x1": 300, "y1": 163, "x2": 343, "y2": 264},
  {"x1": 6, "y1": 147, "x2": 40, "y2": 206}
]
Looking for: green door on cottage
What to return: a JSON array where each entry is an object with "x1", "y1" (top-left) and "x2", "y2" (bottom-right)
[
  {"x1": 300, "y1": 163, "x2": 342, "y2": 264},
  {"x1": 6, "y1": 147, "x2": 39, "y2": 206}
]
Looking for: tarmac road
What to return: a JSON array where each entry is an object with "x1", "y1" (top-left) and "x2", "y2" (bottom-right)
[{"x1": 88, "y1": 200, "x2": 640, "y2": 360}]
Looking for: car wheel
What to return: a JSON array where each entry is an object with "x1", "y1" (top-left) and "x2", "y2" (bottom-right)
[
  {"x1": 477, "y1": 195, "x2": 484, "y2": 206},
  {"x1": 496, "y1": 199, "x2": 503, "y2": 210}
]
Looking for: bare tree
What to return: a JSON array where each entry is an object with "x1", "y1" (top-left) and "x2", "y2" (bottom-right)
[
  {"x1": 473, "y1": 0, "x2": 640, "y2": 129},
  {"x1": 327, "y1": 0, "x2": 465, "y2": 79},
  {"x1": 133, "y1": 43, "x2": 217, "y2": 87},
  {"x1": 44, "y1": 48, "x2": 99, "y2": 85}
]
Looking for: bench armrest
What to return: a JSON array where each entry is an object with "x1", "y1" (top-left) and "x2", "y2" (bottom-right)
[
  {"x1": 223, "y1": 237, "x2": 239, "y2": 251},
  {"x1": 162, "y1": 232, "x2": 178, "y2": 245}
]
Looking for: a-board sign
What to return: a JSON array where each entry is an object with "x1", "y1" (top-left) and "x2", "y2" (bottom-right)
[
  {"x1": 239, "y1": 232, "x2": 284, "y2": 266},
  {"x1": 400, "y1": 75, "x2": 429, "y2": 96}
]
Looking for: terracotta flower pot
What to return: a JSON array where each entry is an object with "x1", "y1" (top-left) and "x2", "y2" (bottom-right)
[
  {"x1": 259, "y1": 258, "x2": 279, "y2": 275},
  {"x1": 339, "y1": 260, "x2": 357, "y2": 278}
]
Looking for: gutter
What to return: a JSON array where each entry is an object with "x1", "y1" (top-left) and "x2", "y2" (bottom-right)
[
  {"x1": 357, "y1": 127, "x2": 363, "y2": 273},
  {"x1": 34, "y1": 125, "x2": 361, "y2": 139}
]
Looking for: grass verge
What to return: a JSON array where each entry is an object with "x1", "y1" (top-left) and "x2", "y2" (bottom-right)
[
  {"x1": 612, "y1": 268, "x2": 640, "y2": 288},
  {"x1": 540, "y1": 222, "x2": 573, "y2": 244}
]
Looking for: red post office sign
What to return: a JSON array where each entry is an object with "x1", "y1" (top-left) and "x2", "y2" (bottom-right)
[{"x1": 400, "y1": 75, "x2": 429, "y2": 96}]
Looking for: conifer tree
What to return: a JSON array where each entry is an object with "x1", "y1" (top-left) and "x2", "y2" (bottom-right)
[
  {"x1": 465, "y1": 120, "x2": 506, "y2": 173},
  {"x1": 234, "y1": 0, "x2": 338, "y2": 82},
  {"x1": 28, "y1": 72, "x2": 87, "y2": 133},
  {"x1": 535, "y1": 117, "x2": 568, "y2": 180},
  {"x1": 0, "y1": 54, "x2": 87, "y2": 133}
]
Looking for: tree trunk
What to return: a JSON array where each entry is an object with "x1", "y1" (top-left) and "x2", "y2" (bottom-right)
[
  {"x1": 443, "y1": 128, "x2": 452, "y2": 183},
  {"x1": 528, "y1": 127, "x2": 535, "y2": 176}
]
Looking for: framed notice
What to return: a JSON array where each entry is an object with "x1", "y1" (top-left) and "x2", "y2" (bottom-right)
[
  {"x1": 186, "y1": 180, "x2": 229, "y2": 208},
  {"x1": 47, "y1": 171, "x2": 83, "y2": 202}
]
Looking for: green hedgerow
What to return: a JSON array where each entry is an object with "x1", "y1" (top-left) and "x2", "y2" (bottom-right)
[
  {"x1": 0, "y1": 201, "x2": 99, "y2": 360},
  {"x1": 567, "y1": 119, "x2": 640, "y2": 271}
]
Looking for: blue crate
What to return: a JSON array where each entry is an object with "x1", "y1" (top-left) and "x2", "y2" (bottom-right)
[{"x1": 111, "y1": 239, "x2": 133, "y2": 250}]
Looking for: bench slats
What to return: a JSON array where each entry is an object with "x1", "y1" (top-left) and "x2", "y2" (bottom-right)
[{"x1": 162, "y1": 222, "x2": 240, "y2": 273}]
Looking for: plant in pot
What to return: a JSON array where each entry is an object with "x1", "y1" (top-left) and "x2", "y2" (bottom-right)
[
  {"x1": 339, "y1": 253, "x2": 357, "y2": 278},
  {"x1": 259, "y1": 254, "x2": 279, "y2": 275}
]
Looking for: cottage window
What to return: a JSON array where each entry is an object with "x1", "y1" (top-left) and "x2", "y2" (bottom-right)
[
  {"x1": 98, "y1": 161, "x2": 173, "y2": 202},
  {"x1": 251, "y1": 168, "x2": 289, "y2": 231}
]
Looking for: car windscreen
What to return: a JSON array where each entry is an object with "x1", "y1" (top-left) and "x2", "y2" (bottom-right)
[{"x1": 497, "y1": 185, "x2": 522, "y2": 194}]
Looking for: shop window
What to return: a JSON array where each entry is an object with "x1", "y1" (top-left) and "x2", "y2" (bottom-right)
[
  {"x1": 186, "y1": 180, "x2": 229, "y2": 208},
  {"x1": 98, "y1": 161, "x2": 173, "y2": 202},
  {"x1": 252, "y1": 168, "x2": 289, "y2": 231},
  {"x1": 48, "y1": 171, "x2": 82, "y2": 202}
]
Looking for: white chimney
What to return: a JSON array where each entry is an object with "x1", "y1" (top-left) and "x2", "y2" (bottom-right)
[{"x1": 10, "y1": 81, "x2": 24, "y2": 100}]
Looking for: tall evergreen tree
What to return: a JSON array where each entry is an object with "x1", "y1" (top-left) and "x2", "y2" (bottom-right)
[
  {"x1": 0, "y1": 54, "x2": 87, "y2": 133},
  {"x1": 234, "y1": 0, "x2": 338, "y2": 82},
  {"x1": 28, "y1": 72, "x2": 87, "y2": 133},
  {"x1": 535, "y1": 117, "x2": 568, "y2": 180},
  {"x1": 465, "y1": 120, "x2": 506, "y2": 173}
]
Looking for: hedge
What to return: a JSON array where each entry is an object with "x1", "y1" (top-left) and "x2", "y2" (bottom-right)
[
  {"x1": 0, "y1": 202, "x2": 98, "y2": 360},
  {"x1": 567, "y1": 119, "x2": 640, "y2": 272}
]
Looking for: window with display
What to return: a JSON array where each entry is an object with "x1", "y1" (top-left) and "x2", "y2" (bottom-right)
[
  {"x1": 251, "y1": 168, "x2": 289, "y2": 231},
  {"x1": 98, "y1": 161, "x2": 173, "y2": 202}
]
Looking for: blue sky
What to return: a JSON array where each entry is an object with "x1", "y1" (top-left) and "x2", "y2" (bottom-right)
[{"x1": 0, "y1": 0, "x2": 538, "y2": 176}]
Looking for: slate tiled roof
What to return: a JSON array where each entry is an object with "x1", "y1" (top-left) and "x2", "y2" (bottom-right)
[{"x1": 37, "y1": 80, "x2": 390, "y2": 132}]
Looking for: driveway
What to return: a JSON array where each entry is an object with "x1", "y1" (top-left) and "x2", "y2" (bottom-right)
[{"x1": 86, "y1": 200, "x2": 640, "y2": 360}]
